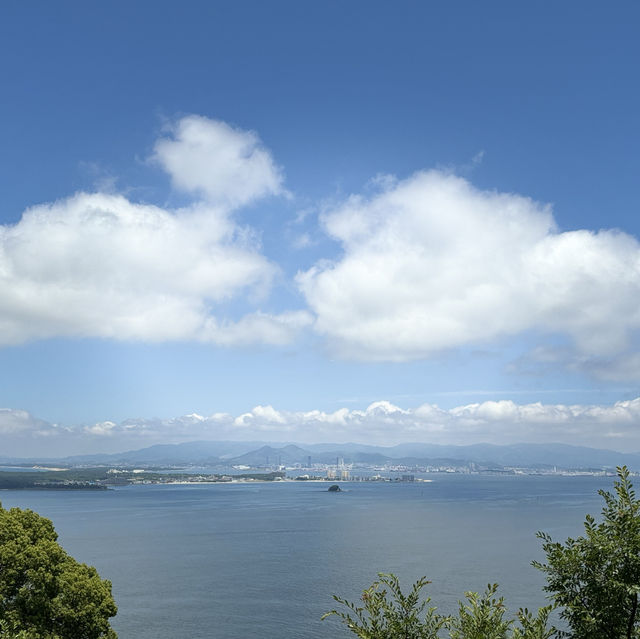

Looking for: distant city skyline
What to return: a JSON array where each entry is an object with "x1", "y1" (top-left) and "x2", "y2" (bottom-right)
[{"x1": 1, "y1": 2, "x2": 640, "y2": 455}]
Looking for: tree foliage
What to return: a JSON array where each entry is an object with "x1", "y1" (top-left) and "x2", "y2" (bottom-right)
[
  {"x1": 533, "y1": 466, "x2": 640, "y2": 639},
  {"x1": 322, "y1": 573, "x2": 447, "y2": 638},
  {"x1": 448, "y1": 584, "x2": 512, "y2": 639},
  {"x1": 511, "y1": 607, "x2": 556, "y2": 639},
  {"x1": 324, "y1": 576, "x2": 555, "y2": 639},
  {"x1": 0, "y1": 503, "x2": 117, "y2": 639}
]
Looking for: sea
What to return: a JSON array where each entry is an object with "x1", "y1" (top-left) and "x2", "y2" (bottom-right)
[{"x1": 0, "y1": 474, "x2": 615, "y2": 638}]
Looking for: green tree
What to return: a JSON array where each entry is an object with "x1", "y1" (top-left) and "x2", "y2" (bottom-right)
[
  {"x1": 322, "y1": 573, "x2": 447, "y2": 638},
  {"x1": 511, "y1": 607, "x2": 556, "y2": 639},
  {"x1": 448, "y1": 584, "x2": 512, "y2": 639},
  {"x1": 533, "y1": 466, "x2": 640, "y2": 639},
  {"x1": 324, "y1": 576, "x2": 554, "y2": 639},
  {"x1": 0, "y1": 503, "x2": 117, "y2": 639}
]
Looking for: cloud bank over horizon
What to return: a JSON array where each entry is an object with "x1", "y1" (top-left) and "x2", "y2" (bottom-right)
[{"x1": 3, "y1": 397, "x2": 640, "y2": 457}]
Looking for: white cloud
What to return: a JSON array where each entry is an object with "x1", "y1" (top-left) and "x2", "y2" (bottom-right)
[
  {"x1": 298, "y1": 170, "x2": 640, "y2": 374},
  {"x1": 6, "y1": 398, "x2": 640, "y2": 456},
  {"x1": 152, "y1": 115, "x2": 284, "y2": 208},
  {"x1": 0, "y1": 193, "x2": 292, "y2": 345},
  {"x1": 84, "y1": 421, "x2": 118, "y2": 436},
  {"x1": 202, "y1": 310, "x2": 312, "y2": 346},
  {"x1": 0, "y1": 409, "x2": 51, "y2": 434},
  {"x1": 0, "y1": 117, "x2": 308, "y2": 347},
  {"x1": 155, "y1": 397, "x2": 640, "y2": 449},
  {"x1": 0, "y1": 409, "x2": 73, "y2": 457}
]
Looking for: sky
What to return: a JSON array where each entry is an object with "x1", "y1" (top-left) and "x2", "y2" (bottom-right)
[{"x1": 1, "y1": 1, "x2": 640, "y2": 456}]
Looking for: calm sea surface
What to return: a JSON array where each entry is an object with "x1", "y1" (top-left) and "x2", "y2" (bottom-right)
[{"x1": 0, "y1": 474, "x2": 614, "y2": 638}]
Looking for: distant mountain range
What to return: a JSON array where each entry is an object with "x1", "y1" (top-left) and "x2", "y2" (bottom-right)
[{"x1": 4, "y1": 440, "x2": 640, "y2": 470}]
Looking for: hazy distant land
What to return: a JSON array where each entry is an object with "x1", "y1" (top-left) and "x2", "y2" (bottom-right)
[
  {"x1": 5, "y1": 439, "x2": 640, "y2": 469},
  {"x1": 2, "y1": 440, "x2": 640, "y2": 491}
]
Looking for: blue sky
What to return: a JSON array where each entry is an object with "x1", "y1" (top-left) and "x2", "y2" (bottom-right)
[{"x1": 1, "y1": 2, "x2": 640, "y2": 455}]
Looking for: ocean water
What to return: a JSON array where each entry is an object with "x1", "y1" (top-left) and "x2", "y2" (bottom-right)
[{"x1": 0, "y1": 474, "x2": 613, "y2": 638}]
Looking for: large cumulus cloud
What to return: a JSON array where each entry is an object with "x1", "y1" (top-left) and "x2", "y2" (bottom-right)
[
  {"x1": 0, "y1": 116, "x2": 310, "y2": 346},
  {"x1": 298, "y1": 171, "x2": 640, "y2": 372}
]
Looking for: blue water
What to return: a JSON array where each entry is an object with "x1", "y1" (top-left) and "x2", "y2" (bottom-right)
[{"x1": 0, "y1": 474, "x2": 613, "y2": 638}]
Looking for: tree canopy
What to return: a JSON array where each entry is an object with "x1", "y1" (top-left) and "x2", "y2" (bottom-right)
[
  {"x1": 0, "y1": 503, "x2": 117, "y2": 639},
  {"x1": 533, "y1": 466, "x2": 640, "y2": 639},
  {"x1": 323, "y1": 575, "x2": 554, "y2": 639}
]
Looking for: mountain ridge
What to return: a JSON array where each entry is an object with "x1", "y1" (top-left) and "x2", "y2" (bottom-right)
[{"x1": 3, "y1": 440, "x2": 640, "y2": 470}]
